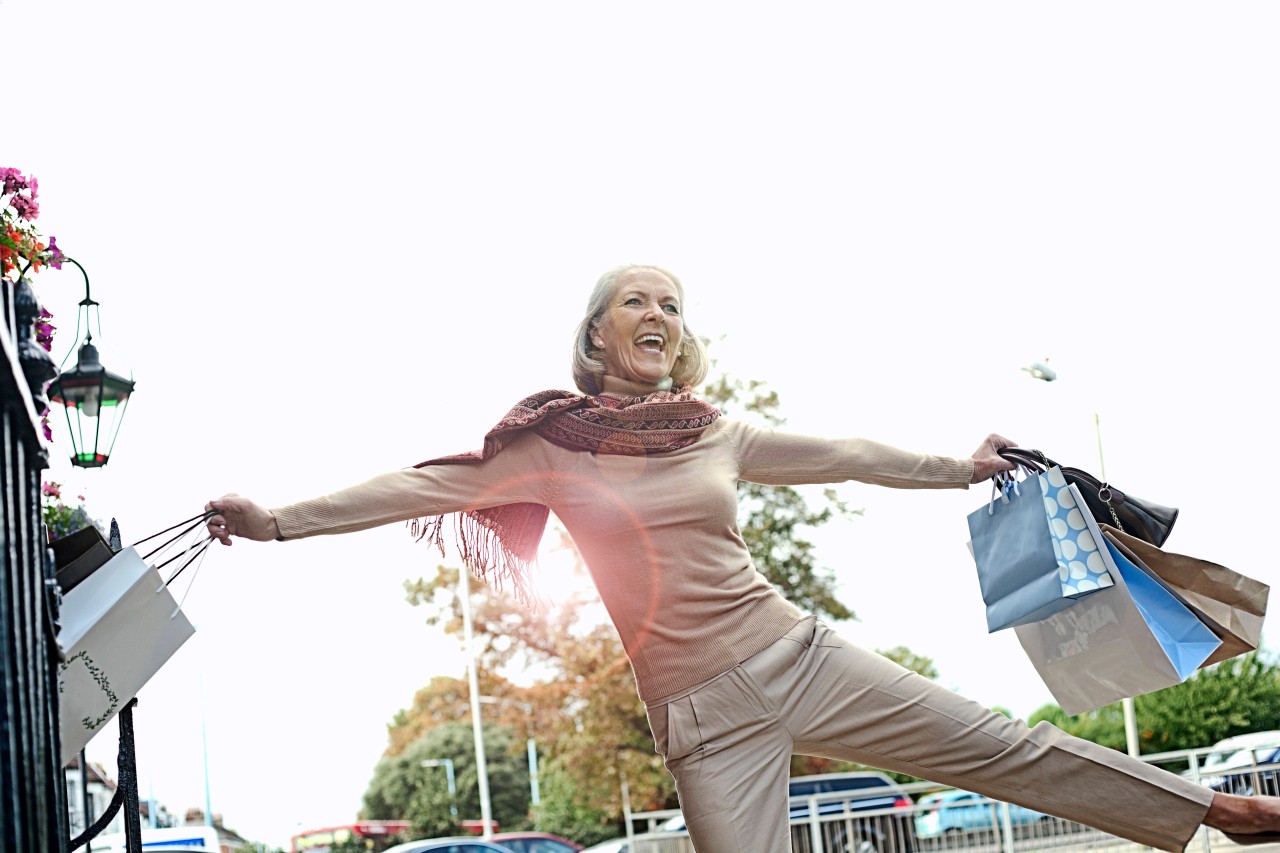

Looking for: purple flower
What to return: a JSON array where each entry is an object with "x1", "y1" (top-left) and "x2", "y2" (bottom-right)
[
  {"x1": 47, "y1": 236, "x2": 64, "y2": 269},
  {"x1": 36, "y1": 309, "x2": 55, "y2": 351},
  {"x1": 41, "y1": 419, "x2": 53, "y2": 442}
]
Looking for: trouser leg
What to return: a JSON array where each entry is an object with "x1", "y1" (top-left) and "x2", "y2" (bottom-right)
[
  {"x1": 739, "y1": 618, "x2": 1213, "y2": 853},
  {"x1": 645, "y1": 664, "x2": 794, "y2": 853}
]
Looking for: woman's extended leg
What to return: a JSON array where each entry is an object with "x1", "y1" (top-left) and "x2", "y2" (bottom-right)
[{"x1": 739, "y1": 618, "x2": 1235, "y2": 853}]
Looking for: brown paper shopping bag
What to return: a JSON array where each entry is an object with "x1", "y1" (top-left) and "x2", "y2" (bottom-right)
[{"x1": 1101, "y1": 525, "x2": 1269, "y2": 668}]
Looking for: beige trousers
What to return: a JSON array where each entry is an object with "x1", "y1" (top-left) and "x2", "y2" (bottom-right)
[{"x1": 644, "y1": 617, "x2": 1214, "y2": 853}]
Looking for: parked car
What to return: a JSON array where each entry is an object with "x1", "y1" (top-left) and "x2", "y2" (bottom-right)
[
  {"x1": 913, "y1": 788, "x2": 1051, "y2": 839},
  {"x1": 578, "y1": 839, "x2": 628, "y2": 853},
  {"x1": 655, "y1": 770, "x2": 917, "y2": 853},
  {"x1": 383, "y1": 839, "x2": 519, "y2": 853},
  {"x1": 1194, "y1": 730, "x2": 1280, "y2": 796},
  {"x1": 488, "y1": 831, "x2": 584, "y2": 853}
]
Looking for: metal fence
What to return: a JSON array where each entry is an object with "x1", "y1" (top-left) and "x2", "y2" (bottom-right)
[
  {"x1": 625, "y1": 747, "x2": 1261, "y2": 853},
  {"x1": 2, "y1": 276, "x2": 70, "y2": 853}
]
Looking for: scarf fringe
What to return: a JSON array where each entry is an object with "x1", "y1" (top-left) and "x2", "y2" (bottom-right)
[
  {"x1": 405, "y1": 387, "x2": 719, "y2": 612},
  {"x1": 407, "y1": 510, "x2": 544, "y2": 610}
]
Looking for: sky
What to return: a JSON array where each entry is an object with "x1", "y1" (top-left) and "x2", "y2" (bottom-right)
[{"x1": 5, "y1": 1, "x2": 1280, "y2": 849}]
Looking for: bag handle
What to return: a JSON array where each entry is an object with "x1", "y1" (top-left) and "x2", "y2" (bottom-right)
[
  {"x1": 997, "y1": 446, "x2": 1055, "y2": 471},
  {"x1": 131, "y1": 510, "x2": 215, "y2": 586}
]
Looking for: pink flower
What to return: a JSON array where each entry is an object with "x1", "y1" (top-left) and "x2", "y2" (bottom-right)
[
  {"x1": 41, "y1": 418, "x2": 53, "y2": 442},
  {"x1": 0, "y1": 167, "x2": 27, "y2": 195},
  {"x1": 42, "y1": 481, "x2": 62, "y2": 499},
  {"x1": 48, "y1": 236, "x2": 64, "y2": 270},
  {"x1": 10, "y1": 193, "x2": 38, "y2": 220}
]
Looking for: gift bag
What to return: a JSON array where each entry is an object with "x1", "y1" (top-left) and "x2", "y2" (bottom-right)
[
  {"x1": 968, "y1": 470, "x2": 1073, "y2": 631},
  {"x1": 1013, "y1": 512, "x2": 1222, "y2": 716},
  {"x1": 1101, "y1": 525, "x2": 1269, "y2": 668},
  {"x1": 1037, "y1": 468, "x2": 1115, "y2": 598},
  {"x1": 968, "y1": 467, "x2": 1112, "y2": 632},
  {"x1": 56, "y1": 514, "x2": 209, "y2": 765}
]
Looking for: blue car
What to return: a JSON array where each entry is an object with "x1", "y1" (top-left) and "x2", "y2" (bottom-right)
[{"x1": 914, "y1": 789, "x2": 1050, "y2": 839}]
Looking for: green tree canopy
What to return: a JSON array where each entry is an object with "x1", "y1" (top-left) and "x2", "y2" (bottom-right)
[
  {"x1": 1027, "y1": 650, "x2": 1280, "y2": 759},
  {"x1": 363, "y1": 721, "x2": 530, "y2": 838}
]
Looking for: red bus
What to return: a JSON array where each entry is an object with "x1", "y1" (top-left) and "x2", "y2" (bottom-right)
[{"x1": 290, "y1": 821, "x2": 410, "y2": 852}]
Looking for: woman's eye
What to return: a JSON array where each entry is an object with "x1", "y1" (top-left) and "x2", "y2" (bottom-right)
[
  {"x1": 624, "y1": 297, "x2": 642, "y2": 306},
  {"x1": 663, "y1": 304, "x2": 680, "y2": 315}
]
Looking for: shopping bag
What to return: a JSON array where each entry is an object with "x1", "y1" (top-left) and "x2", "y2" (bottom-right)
[
  {"x1": 968, "y1": 470, "x2": 1075, "y2": 631},
  {"x1": 1013, "y1": 513, "x2": 1222, "y2": 716},
  {"x1": 1101, "y1": 525, "x2": 1269, "y2": 668},
  {"x1": 55, "y1": 514, "x2": 209, "y2": 765},
  {"x1": 1037, "y1": 469, "x2": 1115, "y2": 598}
]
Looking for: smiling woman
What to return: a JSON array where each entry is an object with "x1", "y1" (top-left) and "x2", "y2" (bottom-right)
[
  {"x1": 570, "y1": 265, "x2": 711, "y2": 396},
  {"x1": 204, "y1": 264, "x2": 1280, "y2": 853}
]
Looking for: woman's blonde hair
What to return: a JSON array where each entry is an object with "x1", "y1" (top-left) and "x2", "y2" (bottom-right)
[{"x1": 571, "y1": 264, "x2": 710, "y2": 395}]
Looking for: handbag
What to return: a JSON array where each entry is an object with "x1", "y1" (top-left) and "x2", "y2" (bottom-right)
[
  {"x1": 55, "y1": 513, "x2": 211, "y2": 765},
  {"x1": 1101, "y1": 525, "x2": 1269, "y2": 668},
  {"x1": 997, "y1": 447, "x2": 1179, "y2": 547},
  {"x1": 1013, "y1": 501, "x2": 1221, "y2": 716},
  {"x1": 967, "y1": 468, "x2": 1074, "y2": 631}
]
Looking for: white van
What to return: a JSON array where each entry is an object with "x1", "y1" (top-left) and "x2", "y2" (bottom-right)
[
  {"x1": 1193, "y1": 730, "x2": 1280, "y2": 795},
  {"x1": 88, "y1": 826, "x2": 220, "y2": 852}
]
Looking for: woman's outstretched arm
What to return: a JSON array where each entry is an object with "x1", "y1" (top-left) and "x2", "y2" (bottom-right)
[{"x1": 205, "y1": 493, "x2": 280, "y2": 545}]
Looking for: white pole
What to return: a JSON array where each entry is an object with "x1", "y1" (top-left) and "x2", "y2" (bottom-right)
[
  {"x1": 459, "y1": 568, "x2": 494, "y2": 838},
  {"x1": 1095, "y1": 412, "x2": 1141, "y2": 758}
]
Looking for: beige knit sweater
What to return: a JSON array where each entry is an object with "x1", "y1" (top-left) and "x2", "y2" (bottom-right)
[{"x1": 273, "y1": 417, "x2": 974, "y2": 702}]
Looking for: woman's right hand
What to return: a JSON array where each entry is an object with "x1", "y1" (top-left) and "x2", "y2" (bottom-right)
[{"x1": 205, "y1": 493, "x2": 280, "y2": 545}]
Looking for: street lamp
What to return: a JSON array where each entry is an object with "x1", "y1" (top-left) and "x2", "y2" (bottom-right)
[
  {"x1": 477, "y1": 696, "x2": 541, "y2": 819},
  {"x1": 458, "y1": 568, "x2": 495, "y2": 839},
  {"x1": 421, "y1": 758, "x2": 458, "y2": 819},
  {"x1": 47, "y1": 258, "x2": 135, "y2": 468},
  {"x1": 1021, "y1": 361, "x2": 1140, "y2": 758}
]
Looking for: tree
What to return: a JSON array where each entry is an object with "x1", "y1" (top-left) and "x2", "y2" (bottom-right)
[
  {"x1": 363, "y1": 721, "x2": 531, "y2": 838},
  {"x1": 1027, "y1": 651, "x2": 1280, "y2": 758}
]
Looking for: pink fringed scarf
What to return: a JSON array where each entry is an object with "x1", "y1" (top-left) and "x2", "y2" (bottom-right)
[{"x1": 408, "y1": 386, "x2": 721, "y2": 605}]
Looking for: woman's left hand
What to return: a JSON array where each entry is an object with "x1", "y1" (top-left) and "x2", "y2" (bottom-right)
[{"x1": 970, "y1": 434, "x2": 1017, "y2": 483}]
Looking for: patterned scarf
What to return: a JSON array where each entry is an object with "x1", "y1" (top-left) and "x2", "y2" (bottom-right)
[{"x1": 409, "y1": 386, "x2": 721, "y2": 605}]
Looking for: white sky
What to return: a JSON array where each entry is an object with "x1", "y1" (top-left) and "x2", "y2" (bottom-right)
[{"x1": 6, "y1": 1, "x2": 1279, "y2": 849}]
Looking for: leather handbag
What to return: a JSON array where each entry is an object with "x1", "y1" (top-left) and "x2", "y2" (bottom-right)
[{"x1": 996, "y1": 447, "x2": 1179, "y2": 547}]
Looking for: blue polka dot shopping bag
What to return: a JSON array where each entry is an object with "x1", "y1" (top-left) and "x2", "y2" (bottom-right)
[{"x1": 967, "y1": 464, "x2": 1114, "y2": 632}]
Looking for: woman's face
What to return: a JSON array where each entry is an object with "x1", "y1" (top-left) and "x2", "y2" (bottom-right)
[{"x1": 592, "y1": 269, "x2": 685, "y2": 387}]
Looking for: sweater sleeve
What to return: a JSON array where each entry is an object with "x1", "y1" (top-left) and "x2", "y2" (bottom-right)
[
  {"x1": 729, "y1": 421, "x2": 974, "y2": 489},
  {"x1": 271, "y1": 433, "x2": 552, "y2": 539}
]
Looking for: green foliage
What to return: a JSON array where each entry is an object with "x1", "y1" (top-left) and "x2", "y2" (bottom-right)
[
  {"x1": 876, "y1": 646, "x2": 939, "y2": 680},
  {"x1": 41, "y1": 481, "x2": 101, "y2": 541},
  {"x1": 534, "y1": 760, "x2": 626, "y2": 848},
  {"x1": 1027, "y1": 650, "x2": 1280, "y2": 756},
  {"x1": 363, "y1": 722, "x2": 531, "y2": 838}
]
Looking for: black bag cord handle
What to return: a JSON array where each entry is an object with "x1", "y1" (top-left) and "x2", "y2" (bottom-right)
[{"x1": 130, "y1": 510, "x2": 216, "y2": 588}]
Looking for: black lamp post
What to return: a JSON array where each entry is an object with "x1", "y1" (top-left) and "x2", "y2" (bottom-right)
[{"x1": 47, "y1": 258, "x2": 135, "y2": 468}]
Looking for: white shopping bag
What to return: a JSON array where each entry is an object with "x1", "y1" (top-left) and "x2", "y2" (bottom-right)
[{"x1": 56, "y1": 545, "x2": 195, "y2": 765}]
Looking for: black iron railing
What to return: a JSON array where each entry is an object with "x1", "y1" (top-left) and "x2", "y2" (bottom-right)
[{"x1": 2, "y1": 276, "x2": 70, "y2": 852}]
